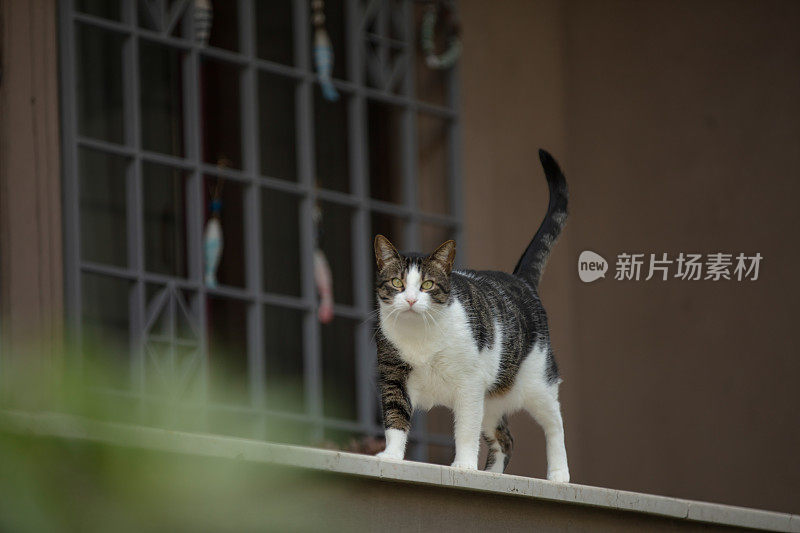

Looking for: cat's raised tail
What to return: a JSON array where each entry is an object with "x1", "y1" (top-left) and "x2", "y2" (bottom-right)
[{"x1": 512, "y1": 149, "x2": 569, "y2": 287}]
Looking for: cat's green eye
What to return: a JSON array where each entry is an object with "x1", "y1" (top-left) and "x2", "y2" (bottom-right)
[
  {"x1": 421, "y1": 280, "x2": 434, "y2": 290},
  {"x1": 391, "y1": 278, "x2": 404, "y2": 288}
]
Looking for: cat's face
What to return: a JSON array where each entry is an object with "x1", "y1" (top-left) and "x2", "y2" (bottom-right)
[{"x1": 374, "y1": 235, "x2": 456, "y2": 316}]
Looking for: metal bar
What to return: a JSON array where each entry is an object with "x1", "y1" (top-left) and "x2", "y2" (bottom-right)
[
  {"x1": 400, "y1": 9, "x2": 418, "y2": 241},
  {"x1": 368, "y1": 199, "x2": 410, "y2": 218},
  {"x1": 360, "y1": 0, "x2": 382, "y2": 31},
  {"x1": 257, "y1": 292, "x2": 308, "y2": 310},
  {"x1": 417, "y1": 212, "x2": 460, "y2": 227},
  {"x1": 329, "y1": 304, "x2": 363, "y2": 321},
  {"x1": 58, "y1": 0, "x2": 83, "y2": 364},
  {"x1": 122, "y1": 0, "x2": 147, "y2": 408},
  {"x1": 315, "y1": 188, "x2": 360, "y2": 207},
  {"x1": 365, "y1": 48, "x2": 384, "y2": 90},
  {"x1": 376, "y1": 0, "x2": 389, "y2": 84},
  {"x1": 346, "y1": 0, "x2": 377, "y2": 438},
  {"x1": 239, "y1": 0, "x2": 267, "y2": 439},
  {"x1": 386, "y1": 54, "x2": 406, "y2": 93},
  {"x1": 76, "y1": 135, "x2": 136, "y2": 156},
  {"x1": 168, "y1": 284, "x2": 177, "y2": 383},
  {"x1": 164, "y1": 0, "x2": 191, "y2": 36},
  {"x1": 365, "y1": 33, "x2": 407, "y2": 50},
  {"x1": 80, "y1": 261, "x2": 341, "y2": 312},
  {"x1": 174, "y1": 285, "x2": 201, "y2": 337},
  {"x1": 148, "y1": 334, "x2": 198, "y2": 348},
  {"x1": 294, "y1": 0, "x2": 324, "y2": 443},
  {"x1": 399, "y1": 0, "x2": 427, "y2": 462},
  {"x1": 180, "y1": 1, "x2": 209, "y2": 423},
  {"x1": 73, "y1": 11, "x2": 131, "y2": 32},
  {"x1": 139, "y1": 0, "x2": 163, "y2": 32},
  {"x1": 205, "y1": 284, "x2": 254, "y2": 302},
  {"x1": 197, "y1": 167, "x2": 303, "y2": 194},
  {"x1": 413, "y1": 100, "x2": 454, "y2": 119},
  {"x1": 447, "y1": 53, "x2": 466, "y2": 267},
  {"x1": 143, "y1": 286, "x2": 170, "y2": 334}
]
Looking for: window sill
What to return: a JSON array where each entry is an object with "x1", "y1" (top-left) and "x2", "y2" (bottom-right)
[{"x1": 0, "y1": 409, "x2": 796, "y2": 532}]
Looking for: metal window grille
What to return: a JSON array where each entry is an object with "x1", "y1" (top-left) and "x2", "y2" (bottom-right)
[{"x1": 59, "y1": 0, "x2": 463, "y2": 458}]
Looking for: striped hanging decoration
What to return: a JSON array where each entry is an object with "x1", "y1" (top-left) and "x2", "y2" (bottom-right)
[{"x1": 194, "y1": 0, "x2": 213, "y2": 47}]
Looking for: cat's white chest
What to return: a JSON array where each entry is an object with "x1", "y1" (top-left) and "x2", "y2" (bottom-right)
[
  {"x1": 380, "y1": 300, "x2": 502, "y2": 411},
  {"x1": 407, "y1": 353, "x2": 468, "y2": 409}
]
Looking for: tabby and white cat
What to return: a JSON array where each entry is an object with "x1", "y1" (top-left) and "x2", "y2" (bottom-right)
[{"x1": 373, "y1": 149, "x2": 570, "y2": 482}]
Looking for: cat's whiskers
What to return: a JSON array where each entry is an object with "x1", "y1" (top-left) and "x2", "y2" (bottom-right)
[
  {"x1": 420, "y1": 309, "x2": 432, "y2": 340},
  {"x1": 425, "y1": 308, "x2": 447, "y2": 338},
  {"x1": 391, "y1": 306, "x2": 405, "y2": 331},
  {"x1": 360, "y1": 307, "x2": 382, "y2": 327},
  {"x1": 371, "y1": 306, "x2": 402, "y2": 343}
]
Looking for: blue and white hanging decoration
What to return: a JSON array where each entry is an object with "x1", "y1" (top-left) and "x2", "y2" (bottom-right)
[
  {"x1": 311, "y1": 0, "x2": 340, "y2": 101},
  {"x1": 203, "y1": 177, "x2": 224, "y2": 288},
  {"x1": 194, "y1": 0, "x2": 213, "y2": 47},
  {"x1": 421, "y1": 0, "x2": 461, "y2": 70}
]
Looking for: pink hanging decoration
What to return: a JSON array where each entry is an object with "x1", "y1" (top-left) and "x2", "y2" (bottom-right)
[
  {"x1": 313, "y1": 201, "x2": 334, "y2": 324},
  {"x1": 313, "y1": 249, "x2": 334, "y2": 324}
]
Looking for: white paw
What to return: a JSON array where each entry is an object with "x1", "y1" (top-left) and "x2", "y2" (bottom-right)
[
  {"x1": 376, "y1": 451, "x2": 404, "y2": 461},
  {"x1": 547, "y1": 468, "x2": 570, "y2": 483},
  {"x1": 450, "y1": 460, "x2": 478, "y2": 470}
]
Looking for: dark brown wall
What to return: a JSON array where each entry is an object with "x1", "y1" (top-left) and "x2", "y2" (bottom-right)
[
  {"x1": 461, "y1": 0, "x2": 800, "y2": 514},
  {"x1": 459, "y1": 0, "x2": 579, "y2": 489},
  {"x1": 0, "y1": 0, "x2": 63, "y2": 384}
]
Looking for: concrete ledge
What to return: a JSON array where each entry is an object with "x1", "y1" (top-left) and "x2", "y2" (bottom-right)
[{"x1": 1, "y1": 410, "x2": 796, "y2": 532}]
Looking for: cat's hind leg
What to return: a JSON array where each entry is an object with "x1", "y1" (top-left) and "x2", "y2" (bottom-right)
[
  {"x1": 525, "y1": 386, "x2": 570, "y2": 482},
  {"x1": 481, "y1": 413, "x2": 513, "y2": 473}
]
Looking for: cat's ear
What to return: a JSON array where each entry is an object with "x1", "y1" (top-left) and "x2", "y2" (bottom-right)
[
  {"x1": 374, "y1": 234, "x2": 401, "y2": 271},
  {"x1": 429, "y1": 240, "x2": 456, "y2": 274}
]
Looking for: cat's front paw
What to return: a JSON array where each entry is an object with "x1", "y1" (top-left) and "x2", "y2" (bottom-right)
[
  {"x1": 547, "y1": 468, "x2": 570, "y2": 483},
  {"x1": 376, "y1": 450, "x2": 404, "y2": 461},
  {"x1": 450, "y1": 460, "x2": 478, "y2": 470}
]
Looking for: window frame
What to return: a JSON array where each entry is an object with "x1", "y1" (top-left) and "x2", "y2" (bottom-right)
[{"x1": 59, "y1": 0, "x2": 464, "y2": 458}]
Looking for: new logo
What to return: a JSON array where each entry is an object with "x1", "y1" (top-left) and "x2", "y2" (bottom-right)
[{"x1": 578, "y1": 251, "x2": 608, "y2": 283}]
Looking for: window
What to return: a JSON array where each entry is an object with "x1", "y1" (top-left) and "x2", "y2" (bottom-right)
[{"x1": 60, "y1": 0, "x2": 462, "y2": 458}]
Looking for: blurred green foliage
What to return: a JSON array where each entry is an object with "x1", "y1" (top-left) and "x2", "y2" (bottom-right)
[
  {"x1": 0, "y1": 341, "x2": 347, "y2": 531},
  {"x1": 0, "y1": 432, "x2": 331, "y2": 532}
]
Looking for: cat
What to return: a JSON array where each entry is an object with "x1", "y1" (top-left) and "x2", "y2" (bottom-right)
[{"x1": 373, "y1": 149, "x2": 570, "y2": 482}]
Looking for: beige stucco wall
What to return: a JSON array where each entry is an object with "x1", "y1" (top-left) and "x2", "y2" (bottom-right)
[{"x1": 460, "y1": 0, "x2": 800, "y2": 515}]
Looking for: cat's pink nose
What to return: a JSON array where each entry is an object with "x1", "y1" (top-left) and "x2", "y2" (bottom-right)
[{"x1": 405, "y1": 297, "x2": 417, "y2": 307}]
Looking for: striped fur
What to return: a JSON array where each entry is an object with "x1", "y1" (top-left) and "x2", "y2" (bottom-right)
[
  {"x1": 482, "y1": 415, "x2": 513, "y2": 471},
  {"x1": 376, "y1": 330, "x2": 413, "y2": 432}
]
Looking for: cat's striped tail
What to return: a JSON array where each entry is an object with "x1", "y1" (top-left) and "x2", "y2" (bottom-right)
[{"x1": 513, "y1": 149, "x2": 569, "y2": 287}]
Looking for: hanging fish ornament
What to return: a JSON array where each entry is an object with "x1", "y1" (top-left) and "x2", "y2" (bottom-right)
[
  {"x1": 203, "y1": 199, "x2": 223, "y2": 288},
  {"x1": 311, "y1": 0, "x2": 339, "y2": 102},
  {"x1": 194, "y1": 0, "x2": 213, "y2": 47},
  {"x1": 204, "y1": 181, "x2": 223, "y2": 288}
]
